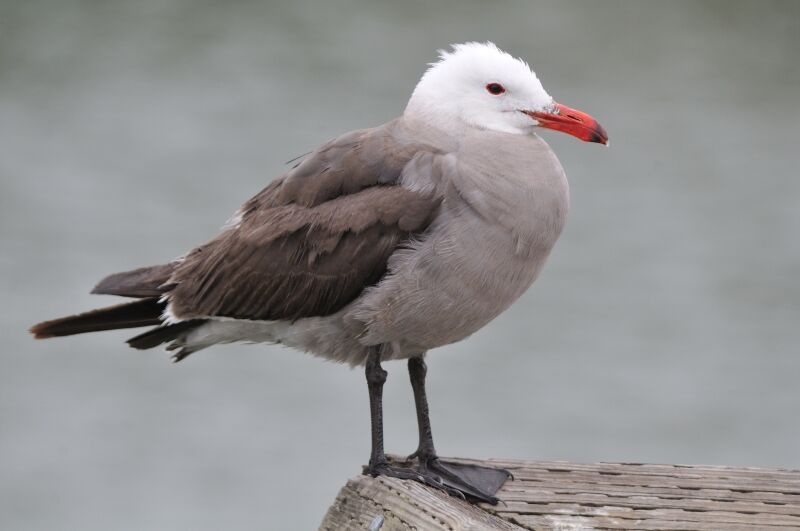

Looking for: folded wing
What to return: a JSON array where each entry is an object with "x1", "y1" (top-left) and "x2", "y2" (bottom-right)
[
  {"x1": 164, "y1": 122, "x2": 441, "y2": 323},
  {"x1": 167, "y1": 185, "x2": 439, "y2": 322}
]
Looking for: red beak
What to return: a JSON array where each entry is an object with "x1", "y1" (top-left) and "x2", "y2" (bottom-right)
[{"x1": 524, "y1": 102, "x2": 608, "y2": 145}]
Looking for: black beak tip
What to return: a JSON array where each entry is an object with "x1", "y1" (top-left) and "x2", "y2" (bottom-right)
[{"x1": 590, "y1": 123, "x2": 609, "y2": 145}]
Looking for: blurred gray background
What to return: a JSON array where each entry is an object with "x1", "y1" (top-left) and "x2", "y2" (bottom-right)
[{"x1": 2, "y1": 1, "x2": 799, "y2": 529}]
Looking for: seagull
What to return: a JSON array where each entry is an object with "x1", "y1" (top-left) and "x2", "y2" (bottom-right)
[{"x1": 31, "y1": 42, "x2": 607, "y2": 503}]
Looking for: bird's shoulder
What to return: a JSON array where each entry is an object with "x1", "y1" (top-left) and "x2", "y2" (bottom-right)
[{"x1": 245, "y1": 119, "x2": 440, "y2": 210}]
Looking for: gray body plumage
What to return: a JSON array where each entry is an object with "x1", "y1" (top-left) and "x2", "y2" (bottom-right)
[{"x1": 178, "y1": 117, "x2": 569, "y2": 365}]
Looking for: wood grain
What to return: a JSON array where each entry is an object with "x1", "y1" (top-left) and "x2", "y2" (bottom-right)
[{"x1": 319, "y1": 458, "x2": 800, "y2": 530}]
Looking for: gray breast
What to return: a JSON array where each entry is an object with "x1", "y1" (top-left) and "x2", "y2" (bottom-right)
[{"x1": 347, "y1": 131, "x2": 569, "y2": 357}]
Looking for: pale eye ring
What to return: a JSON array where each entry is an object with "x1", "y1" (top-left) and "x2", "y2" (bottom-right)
[{"x1": 485, "y1": 83, "x2": 506, "y2": 95}]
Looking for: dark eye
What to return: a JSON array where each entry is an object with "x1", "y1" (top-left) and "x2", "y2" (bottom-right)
[{"x1": 486, "y1": 83, "x2": 505, "y2": 95}]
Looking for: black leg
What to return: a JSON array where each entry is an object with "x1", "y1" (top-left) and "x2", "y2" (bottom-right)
[
  {"x1": 406, "y1": 355, "x2": 512, "y2": 504},
  {"x1": 361, "y1": 348, "x2": 510, "y2": 504},
  {"x1": 363, "y1": 347, "x2": 426, "y2": 478},
  {"x1": 362, "y1": 348, "x2": 467, "y2": 497},
  {"x1": 366, "y1": 346, "x2": 388, "y2": 468},
  {"x1": 408, "y1": 356, "x2": 436, "y2": 459}
]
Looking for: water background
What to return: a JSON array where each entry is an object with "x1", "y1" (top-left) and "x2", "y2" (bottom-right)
[{"x1": 1, "y1": 1, "x2": 799, "y2": 529}]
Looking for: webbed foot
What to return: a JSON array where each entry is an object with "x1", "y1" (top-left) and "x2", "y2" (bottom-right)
[
  {"x1": 418, "y1": 456, "x2": 510, "y2": 504},
  {"x1": 371, "y1": 455, "x2": 510, "y2": 504},
  {"x1": 363, "y1": 460, "x2": 467, "y2": 500}
]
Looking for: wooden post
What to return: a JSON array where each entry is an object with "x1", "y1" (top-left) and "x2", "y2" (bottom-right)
[{"x1": 320, "y1": 457, "x2": 800, "y2": 530}]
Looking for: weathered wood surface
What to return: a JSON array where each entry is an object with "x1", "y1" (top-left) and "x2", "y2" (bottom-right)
[{"x1": 319, "y1": 457, "x2": 800, "y2": 530}]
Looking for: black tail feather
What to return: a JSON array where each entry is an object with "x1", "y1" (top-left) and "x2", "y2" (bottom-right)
[
  {"x1": 126, "y1": 320, "x2": 205, "y2": 350},
  {"x1": 30, "y1": 298, "x2": 164, "y2": 339}
]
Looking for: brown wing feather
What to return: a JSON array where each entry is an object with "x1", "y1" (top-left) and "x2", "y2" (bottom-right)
[
  {"x1": 167, "y1": 186, "x2": 438, "y2": 321},
  {"x1": 165, "y1": 120, "x2": 441, "y2": 322},
  {"x1": 92, "y1": 264, "x2": 175, "y2": 297}
]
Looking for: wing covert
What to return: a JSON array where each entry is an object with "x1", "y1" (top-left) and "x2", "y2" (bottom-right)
[{"x1": 166, "y1": 123, "x2": 441, "y2": 322}]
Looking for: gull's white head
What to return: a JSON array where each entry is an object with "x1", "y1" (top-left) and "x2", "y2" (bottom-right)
[{"x1": 405, "y1": 42, "x2": 607, "y2": 144}]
